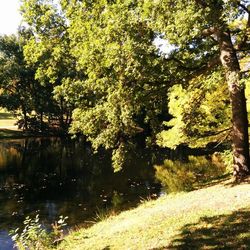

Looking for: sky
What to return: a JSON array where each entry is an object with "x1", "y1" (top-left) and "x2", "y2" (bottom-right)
[
  {"x1": 0, "y1": 0, "x2": 172, "y2": 54},
  {"x1": 0, "y1": 0, "x2": 21, "y2": 35}
]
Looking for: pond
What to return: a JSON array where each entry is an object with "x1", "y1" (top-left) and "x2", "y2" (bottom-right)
[
  {"x1": 0, "y1": 137, "x2": 226, "y2": 249},
  {"x1": 0, "y1": 137, "x2": 165, "y2": 249}
]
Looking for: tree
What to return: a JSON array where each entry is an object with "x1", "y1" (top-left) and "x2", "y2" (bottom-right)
[
  {"x1": 21, "y1": 0, "x2": 172, "y2": 170},
  {"x1": 143, "y1": 0, "x2": 250, "y2": 179},
  {"x1": 59, "y1": 0, "x2": 171, "y2": 170},
  {"x1": 21, "y1": 0, "x2": 78, "y2": 131},
  {"x1": 0, "y1": 34, "x2": 35, "y2": 130},
  {"x1": 0, "y1": 32, "x2": 63, "y2": 132}
]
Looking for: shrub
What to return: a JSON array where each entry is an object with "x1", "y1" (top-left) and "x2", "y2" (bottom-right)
[{"x1": 10, "y1": 214, "x2": 68, "y2": 250}]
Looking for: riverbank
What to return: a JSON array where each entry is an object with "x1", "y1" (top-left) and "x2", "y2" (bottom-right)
[
  {"x1": 0, "y1": 109, "x2": 25, "y2": 138},
  {"x1": 0, "y1": 128, "x2": 65, "y2": 139},
  {"x1": 56, "y1": 177, "x2": 250, "y2": 250},
  {"x1": 0, "y1": 109, "x2": 66, "y2": 138},
  {"x1": 0, "y1": 109, "x2": 17, "y2": 128}
]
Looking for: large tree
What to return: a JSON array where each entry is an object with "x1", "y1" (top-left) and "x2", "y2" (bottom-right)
[
  {"x1": 21, "y1": 0, "x2": 172, "y2": 170},
  {"x1": 64, "y1": 0, "x2": 172, "y2": 170},
  {"x1": 143, "y1": 0, "x2": 250, "y2": 179},
  {"x1": 0, "y1": 34, "x2": 36, "y2": 130},
  {"x1": 21, "y1": 0, "x2": 78, "y2": 130}
]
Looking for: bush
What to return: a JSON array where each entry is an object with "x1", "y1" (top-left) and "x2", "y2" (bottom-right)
[{"x1": 10, "y1": 214, "x2": 68, "y2": 250}]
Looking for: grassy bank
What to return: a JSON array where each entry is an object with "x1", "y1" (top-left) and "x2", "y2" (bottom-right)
[
  {"x1": 0, "y1": 108, "x2": 23, "y2": 138},
  {"x1": 0, "y1": 109, "x2": 64, "y2": 138},
  {"x1": 0, "y1": 108, "x2": 17, "y2": 128},
  {"x1": 56, "y1": 178, "x2": 250, "y2": 250}
]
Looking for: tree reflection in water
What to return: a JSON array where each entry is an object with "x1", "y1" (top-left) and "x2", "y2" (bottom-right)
[
  {"x1": 0, "y1": 137, "x2": 225, "y2": 249},
  {"x1": 155, "y1": 155, "x2": 227, "y2": 193}
]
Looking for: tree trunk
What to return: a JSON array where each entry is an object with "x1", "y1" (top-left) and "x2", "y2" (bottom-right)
[
  {"x1": 217, "y1": 29, "x2": 250, "y2": 179},
  {"x1": 22, "y1": 105, "x2": 28, "y2": 131},
  {"x1": 40, "y1": 111, "x2": 43, "y2": 132}
]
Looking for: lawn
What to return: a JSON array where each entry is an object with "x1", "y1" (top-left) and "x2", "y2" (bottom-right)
[
  {"x1": 0, "y1": 108, "x2": 18, "y2": 128},
  {"x1": 0, "y1": 108, "x2": 27, "y2": 138}
]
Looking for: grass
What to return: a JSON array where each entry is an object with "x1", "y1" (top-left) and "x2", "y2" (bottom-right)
[
  {"x1": 0, "y1": 108, "x2": 17, "y2": 128},
  {"x1": 0, "y1": 109, "x2": 24, "y2": 138},
  {"x1": 55, "y1": 177, "x2": 250, "y2": 250},
  {"x1": 0, "y1": 128, "x2": 32, "y2": 138},
  {"x1": 0, "y1": 108, "x2": 50, "y2": 138}
]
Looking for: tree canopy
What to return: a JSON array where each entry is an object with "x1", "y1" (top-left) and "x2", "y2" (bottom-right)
[
  {"x1": 21, "y1": 0, "x2": 173, "y2": 170},
  {"x1": 2, "y1": 0, "x2": 248, "y2": 178},
  {"x1": 142, "y1": 0, "x2": 250, "y2": 178}
]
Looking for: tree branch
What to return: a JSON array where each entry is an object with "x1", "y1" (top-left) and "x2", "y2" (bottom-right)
[
  {"x1": 202, "y1": 27, "x2": 217, "y2": 37},
  {"x1": 237, "y1": 1, "x2": 250, "y2": 14},
  {"x1": 194, "y1": 0, "x2": 208, "y2": 8},
  {"x1": 163, "y1": 56, "x2": 201, "y2": 71},
  {"x1": 164, "y1": 55, "x2": 220, "y2": 77},
  {"x1": 199, "y1": 127, "x2": 231, "y2": 138}
]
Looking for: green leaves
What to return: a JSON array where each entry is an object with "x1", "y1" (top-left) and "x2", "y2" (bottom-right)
[
  {"x1": 158, "y1": 69, "x2": 231, "y2": 149},
  {"x1": 65, "y1": 0, "x2": 169, "y2": 168},
  {"x1": 19, "y1": 0, "x2": 250, "y2": 171}
]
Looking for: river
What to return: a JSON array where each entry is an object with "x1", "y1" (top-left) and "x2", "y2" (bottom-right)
[{"x1": 0, "y1": 136, "x2": 165, "y2": 249}]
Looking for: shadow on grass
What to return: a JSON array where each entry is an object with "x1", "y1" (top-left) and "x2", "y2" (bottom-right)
[
  {"x1": 0, "y1": 112, "x2": 15, "y2": 120},
  {"x1": 167, "y1": 209, "x2": 250, "y2": 249},
  {"x1": 0, "y1": 129, "x2": 29, "y2": 138},
  {"x1": 194, "y1": 173, "x2": 232, "y2": 190},
  {"x1": 224, "y1": 176, "x2": 250, "y2": 188}
]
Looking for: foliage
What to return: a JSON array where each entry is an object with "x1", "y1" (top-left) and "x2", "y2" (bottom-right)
[
  {"x1": 154, "y1": 155, "x2": 227, "y2": 193},
  {"x1": 157, "y1": 69, "x2": 231, "y2": 148},
  {"x1": 10, "y1": 215, "x2": 50, "y2": 250},
  {"x1": 213, "y1": 150, "x2": 234, "y2": 173},
  {"x1": 0, "y1": 35, "x2": 34, "y2": 115},
  {"x1": 60, "y1": 0, "x2": 170, "y2": 170},
  {"x1": 10, "y1": 214, "x2": 68, "y2": 250}
]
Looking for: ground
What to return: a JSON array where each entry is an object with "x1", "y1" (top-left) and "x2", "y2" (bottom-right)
[
  {"x1": 0, "y1": 108, "x2": 18, "y2": 129},
  {"x1": 0, "y1": 108, "x2": 26, "y2": 138},
  {"x1": 56, "y1": 177, "x2": 250, "y2": 250}
]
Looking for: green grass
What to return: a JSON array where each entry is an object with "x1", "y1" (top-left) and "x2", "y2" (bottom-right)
[
  {"x1": 56, "y1": 178, "x2": 250, "y2": 250},
  {"x1": 0, "y1": 129, "x2": 31, "y2": 138},
  {"x1": 0, "y1": 108, "x2": 17, "y2": 128},
  {"x1": 0, "y1": 108, "x2": 39, "y2": 138},
  {"x1": 0, "y1": 108, "x2": 23, "y2": 138}
]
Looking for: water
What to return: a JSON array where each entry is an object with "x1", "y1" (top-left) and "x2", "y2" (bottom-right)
[
  {"x1": 0, "y1": 137, "x2": 163, "y2": 249},
  {"x1": 0, "y1": 137, "x2": 226, "y2": 249}
]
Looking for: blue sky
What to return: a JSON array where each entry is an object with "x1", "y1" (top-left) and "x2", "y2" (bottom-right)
[{"x1": 0, "y1": 0, "x2": 21, "y2": 35}]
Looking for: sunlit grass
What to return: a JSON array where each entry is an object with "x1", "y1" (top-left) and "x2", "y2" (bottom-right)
[
  {"x1": 0, "y1": 108, "x2": 18, "y2": 128},
  {"x1": 56, "y1": 178, "x2": 250, "y2": 250}
]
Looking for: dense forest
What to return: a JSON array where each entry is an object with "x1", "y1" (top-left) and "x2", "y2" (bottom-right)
[{"x1": 0, "y1": 0, "x2": 249, "y2": 178}]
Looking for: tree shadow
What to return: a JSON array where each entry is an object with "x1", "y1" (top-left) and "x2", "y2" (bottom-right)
[
  {"x1": 0, "y1": 111, "x2": 16, "y2": 120},
  {"x1": 0, "y1": 129, "x2": 24, "y2": 138},
  {"x1": 224, "y1": 176, "x2": 250, "y2": 187},
  {"x1": 168, "y1": 209, "x2": 250, "y2": 249},
  {"x1": 195, "y1": 173, "x2": 231, "y2": 189}
]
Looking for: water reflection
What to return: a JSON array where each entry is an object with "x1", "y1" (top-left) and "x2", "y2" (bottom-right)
[
  {"x1": 154, "y1": 155, "x2": 227, "y2": 193},
  {"x1": 0, "y1": 138, "x2": 226, "y2": 249},
  {"x1": 0, "y1": 137, "x2": 161, "y2": 249}
]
